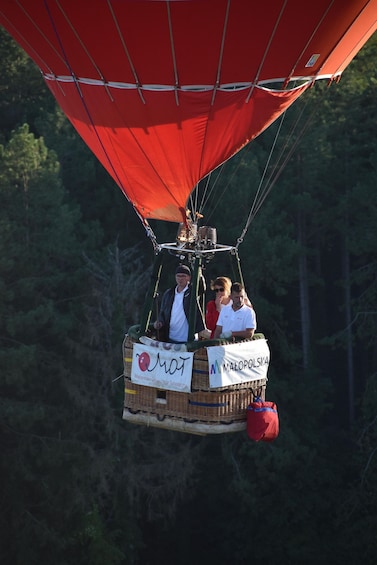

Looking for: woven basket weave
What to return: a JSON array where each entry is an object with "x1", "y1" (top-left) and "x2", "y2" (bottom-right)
[{"x1": 123, "y1": 334, "x2": 266, "y2": 425}]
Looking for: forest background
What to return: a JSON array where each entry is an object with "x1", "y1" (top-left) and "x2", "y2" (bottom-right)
[{"x1": 1, "y1": 27, "x2": 377, "y2": 565}]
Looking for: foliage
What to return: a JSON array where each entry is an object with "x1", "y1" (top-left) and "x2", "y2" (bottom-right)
[{"x1": 0, "y1": 29, "x2": 53, "y2": 134}]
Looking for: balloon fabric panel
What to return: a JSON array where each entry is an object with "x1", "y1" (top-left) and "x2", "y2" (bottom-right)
[{"x1": 1, "y1": 0, "x2": 376, "y2": 223}]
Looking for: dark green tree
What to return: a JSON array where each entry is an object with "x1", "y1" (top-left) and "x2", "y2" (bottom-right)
[{"x1": 0, "y1": 124, "x2": 124, "y2": 564}]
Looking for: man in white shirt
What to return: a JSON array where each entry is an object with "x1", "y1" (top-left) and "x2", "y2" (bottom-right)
[
  {"x1": 153, "y1": 264, "x2": 205, "y2": 342},
  {"x1": 213, "y1": 282, "x2": 256, "y2": 340},
  {"x1": 169, "y1": 275, "x2": 190, "y2": 342}
]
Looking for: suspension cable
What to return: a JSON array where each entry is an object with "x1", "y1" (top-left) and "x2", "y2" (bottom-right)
[{"x1": 236, "y1": 84, "x2": 327, "y2": 249}]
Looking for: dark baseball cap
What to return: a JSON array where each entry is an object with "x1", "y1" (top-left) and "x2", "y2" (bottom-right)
[{"x1": 175, "y1": 264, "x2": 191, "y2": 276}]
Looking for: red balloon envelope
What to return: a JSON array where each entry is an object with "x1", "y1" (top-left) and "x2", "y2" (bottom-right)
[{"x1": 1, "y1": 0, "x2": 376, "y2": 224}]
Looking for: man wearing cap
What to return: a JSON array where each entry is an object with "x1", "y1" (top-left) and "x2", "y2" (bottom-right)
[{"x1": 154, "y1": 264, "x2": 205, "y2": 343}]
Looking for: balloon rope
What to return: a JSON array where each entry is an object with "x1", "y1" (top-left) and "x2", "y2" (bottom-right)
[
  {"x1": 236, "y1": 84, "x2": 327, "y2": 249},
  {"x1": 43, "y1": 0, "x2": 130, "y2": 192},
  {"x1": 43, "y1": 0, "x2": 178, "y2": 240},
  {"x1": 246, "y1": 0, "x2": 288, "y2": 103},
  {"x1": 107, "y1": 0, "x2": 145, "y2": 103},
  {"x1": 246, "y1": 111, "x2": 287, "y2": 218},
  {"x1": 196, "y1": 164, "x2": 225, "y2": 219},
  {"x1": 211, "y1": 0, "x2": 230, "y2": 106},
  {"x1": 195, "y1": 1, "x2": 230, "y2": 205},
  {"x1": 284, "y1": 0, "x2": 335, "y2": 85},
  {"x1": 166, "y1": 0, "x2": 179, "y2": 106},
  {"x1": 11, "y1": 1, "x2": 67, "y2": 97}
]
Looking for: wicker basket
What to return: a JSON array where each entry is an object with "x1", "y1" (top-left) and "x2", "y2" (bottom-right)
[{"x1": 123, "y1": 335, "x2": 267, "y2": 429}]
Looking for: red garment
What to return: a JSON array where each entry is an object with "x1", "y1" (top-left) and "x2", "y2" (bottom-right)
[{"x1": 205, "y1": 300, "x2": 220, "y2": 338}]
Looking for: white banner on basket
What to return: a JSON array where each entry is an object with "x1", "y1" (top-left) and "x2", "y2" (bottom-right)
[
  {"x1": 131, "y1": 343, "x2": 194, "y2": 392},
  {"x1": 207, "y1": 339, "x2": 270, "y2": 389}
]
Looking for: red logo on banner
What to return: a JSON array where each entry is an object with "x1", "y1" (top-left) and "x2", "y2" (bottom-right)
[{"x1": 138, "y1": 352, "x2": 150, "y2": 371}]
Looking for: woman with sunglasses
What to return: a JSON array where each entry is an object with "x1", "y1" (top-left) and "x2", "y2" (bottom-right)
[{"x1": 205, "y1": 276, "x2": 232, "y2": 338}]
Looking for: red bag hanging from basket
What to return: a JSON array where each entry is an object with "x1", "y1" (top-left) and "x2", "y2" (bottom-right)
[{"x1": 247, "y1": 397, "x2": 279, "y2": 442}]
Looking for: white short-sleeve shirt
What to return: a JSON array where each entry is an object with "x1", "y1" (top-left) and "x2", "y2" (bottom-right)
[{"x1": 216, "y1": 304, "x2": 256, "y2": 334}]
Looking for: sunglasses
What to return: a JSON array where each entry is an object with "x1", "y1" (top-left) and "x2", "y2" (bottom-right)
[{"x1": 214, "y1": 288, "x2": 224, "y2": 292}]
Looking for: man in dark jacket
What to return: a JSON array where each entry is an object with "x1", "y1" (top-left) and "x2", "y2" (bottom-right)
[{"x1": 154, "y1": 264, "x2": 205, "y2": 342}]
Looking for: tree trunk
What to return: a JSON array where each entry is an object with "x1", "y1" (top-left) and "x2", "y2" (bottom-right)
[
  {"x1": 342, "y1": 235, "x2": 355, "y2": 426},
  {"x1": 298, "y1": 204, "x2": 311, "y2": 370}
]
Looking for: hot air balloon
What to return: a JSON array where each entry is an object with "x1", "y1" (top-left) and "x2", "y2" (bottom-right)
[{"x1": 1, "y1": 0, "x2": 376, "y2": 434}]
